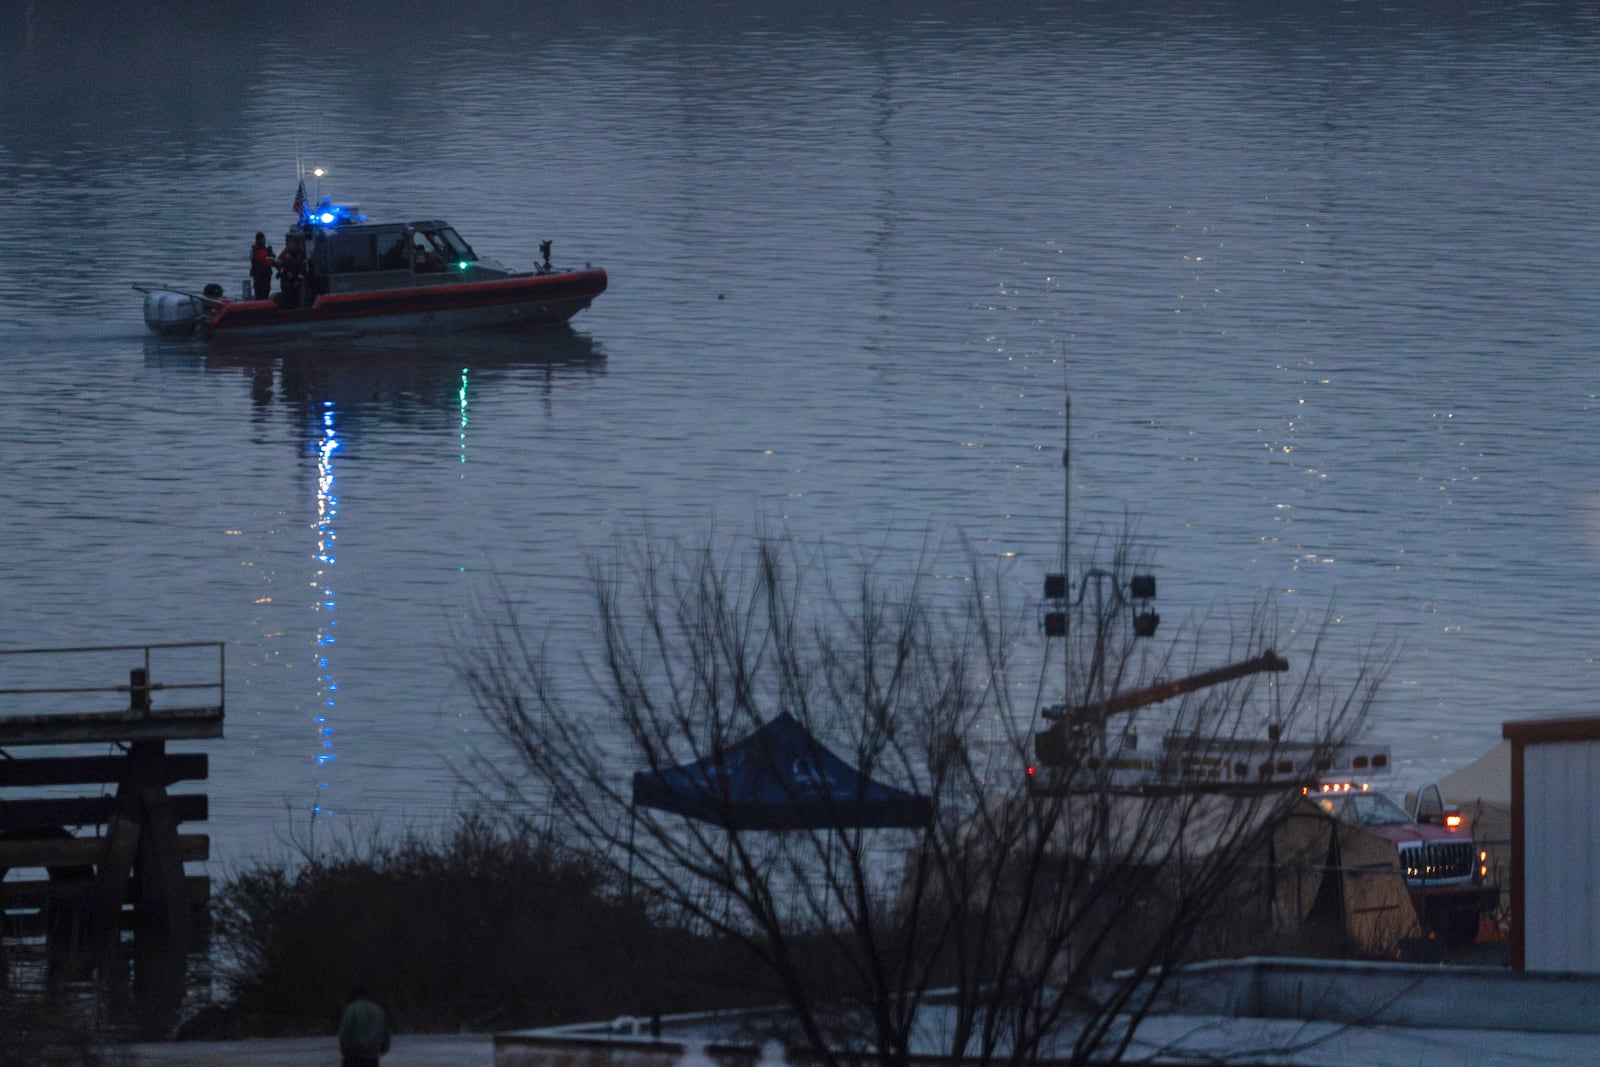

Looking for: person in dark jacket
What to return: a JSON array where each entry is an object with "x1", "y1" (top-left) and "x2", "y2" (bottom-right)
[
  {"x1": 275, "y1": 233, "x2": 307, "y2": 308},
  {"x1": 338, "y1": 981, "x2": 391, "y2": 1067},
  {"x1": 249, "y1": 232, "x2": 276, "y2": 300}
]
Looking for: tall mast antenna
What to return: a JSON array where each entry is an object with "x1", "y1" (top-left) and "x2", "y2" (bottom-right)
[
  {"x1": 1062, "y1": 394, "x2": 1070, "y2": 576},
  {"x1": 1062, "y1": 394, "x2": 1071, "y2": 699}
]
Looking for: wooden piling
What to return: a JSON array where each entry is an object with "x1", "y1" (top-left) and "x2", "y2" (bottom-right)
[{"x1": 0, "y1": 642, "x2": 222, "y2": 1036}]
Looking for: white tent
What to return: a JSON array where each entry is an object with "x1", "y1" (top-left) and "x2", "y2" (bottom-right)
[
  {"x1": 1438, "y1": 740, "x2": 1511, "y2": 806},
  {"x1": 1427, "y1": 741, "x2": 1512, "y2": 910}
]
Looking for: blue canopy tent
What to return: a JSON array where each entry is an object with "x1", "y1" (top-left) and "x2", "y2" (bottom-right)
[{"x1": 630, "y1": 712, "x2": 933, "y2": 831}]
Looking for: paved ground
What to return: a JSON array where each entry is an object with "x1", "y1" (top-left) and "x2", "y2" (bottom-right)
[{"x1": 123, "y1": 1032, "x2": 494, "y2": 1065}]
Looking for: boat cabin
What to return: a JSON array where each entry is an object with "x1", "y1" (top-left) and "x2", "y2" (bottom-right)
[{"x1": 302, "y1": 220, "x2": 493, "y2": 295}]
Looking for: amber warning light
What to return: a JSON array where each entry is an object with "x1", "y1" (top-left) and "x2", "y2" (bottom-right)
[
  {"x1": 1445, "y1": 813, "x2": 1463, "y2": 830},
  {"x1": 1303, "y1": 782, "x2": 1371, "y2": 796}
]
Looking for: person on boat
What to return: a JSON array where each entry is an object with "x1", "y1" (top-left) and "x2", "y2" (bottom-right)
[
  {"x1": 380, "y1": 233, "x2": 410, "y2": 272},
  {"x1": 275, "y1": 234, "x2": 307, "y2": 308},
  {"x1": 410, "y1": 230, "x2": 444, "y2": 273},
  {"x1": 249, "y1": 232, "x2": 276, "y2": 300}
]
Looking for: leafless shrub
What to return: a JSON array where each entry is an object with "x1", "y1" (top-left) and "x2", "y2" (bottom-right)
[{"x1": 458, "y1": 529, "x2": 1384, "y2": 1066}]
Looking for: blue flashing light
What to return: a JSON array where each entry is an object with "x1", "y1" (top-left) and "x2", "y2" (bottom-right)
[{"x1": 308, "y1": 196, "x2": 366, "y2": 229}]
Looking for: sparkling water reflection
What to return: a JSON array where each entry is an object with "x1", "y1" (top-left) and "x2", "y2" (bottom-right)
[
  {"x1": 313, "y1": 401, "x2": 341, "y2": 816},
  {"x1": 0, "y1": 2, "x2": 1597, "y2": 864}
]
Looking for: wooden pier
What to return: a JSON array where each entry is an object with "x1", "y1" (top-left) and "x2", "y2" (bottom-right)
[{"x1": 0, "y1": 642, "x2": 223, "y2": 1036}]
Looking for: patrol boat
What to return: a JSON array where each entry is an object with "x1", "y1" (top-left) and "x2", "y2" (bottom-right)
[{"x1": 141, "y1": 196, "x2": 606, "y2": 339}]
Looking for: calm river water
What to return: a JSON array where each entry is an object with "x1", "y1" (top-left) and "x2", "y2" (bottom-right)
[{"x1": 1, "y1": 1, "x2": 1597, "y2": 865}]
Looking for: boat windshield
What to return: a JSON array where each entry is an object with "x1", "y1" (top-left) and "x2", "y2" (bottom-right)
[
  {"x1": 1317, "y1": 792, "x2": 1414, "y2": 827},
  {"x1": 414, "y1": 226, "x2": 477, "y2": 268},
  {"x1": 438, "y1": 227, "x2": 477, "y2": 263}
]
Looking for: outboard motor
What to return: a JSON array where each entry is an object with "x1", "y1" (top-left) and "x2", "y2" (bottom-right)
[{"x1": 142, "y1": 290, "x2": 201, "y2": 336}]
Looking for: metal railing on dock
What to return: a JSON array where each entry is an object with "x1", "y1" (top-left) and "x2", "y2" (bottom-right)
[{"x1": 0, "y1": 641, "x2": 224, "y2": 746}]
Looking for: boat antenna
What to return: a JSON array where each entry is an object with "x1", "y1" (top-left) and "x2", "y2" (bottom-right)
[{"x1": 1062, "y1": 393, "x2": 1072, "y2": 707}]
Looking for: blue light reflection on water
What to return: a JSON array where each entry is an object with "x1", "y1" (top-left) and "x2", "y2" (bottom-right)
[
  {"x1": 459, "y1": 367, "x2": 469, "y2": 469},
  {"x1": 312, "y1": 401, "x2": 341, "y2": 817}
]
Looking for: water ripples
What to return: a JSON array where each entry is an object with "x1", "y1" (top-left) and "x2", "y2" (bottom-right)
[{"x1": 1, "y1": 5, "x2": 1598, "y2": 856}]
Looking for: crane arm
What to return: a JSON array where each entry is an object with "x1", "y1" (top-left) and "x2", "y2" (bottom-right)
[{"x1": 1034, "y1": 650, "x2": 1289, "y2": 767}]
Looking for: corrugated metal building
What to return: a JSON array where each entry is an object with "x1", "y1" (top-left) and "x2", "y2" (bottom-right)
[{"x1": 1504, "y1": 716, "x2": 1600, "y2": 972}]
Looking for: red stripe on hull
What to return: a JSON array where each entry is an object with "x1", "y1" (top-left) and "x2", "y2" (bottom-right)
[{"x1": 208, "y1": 269, "x2": 607, "y2": 333}]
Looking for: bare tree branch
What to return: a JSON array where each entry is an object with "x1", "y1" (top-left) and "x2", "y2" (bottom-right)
[{"x1": 455, "y1": 529, "x2": 1382, "y2": 1067}]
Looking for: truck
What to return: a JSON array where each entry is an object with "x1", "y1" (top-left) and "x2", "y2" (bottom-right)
[{"x1": 1303, "y1": 783, "x2": 1499, "y2": 946}]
